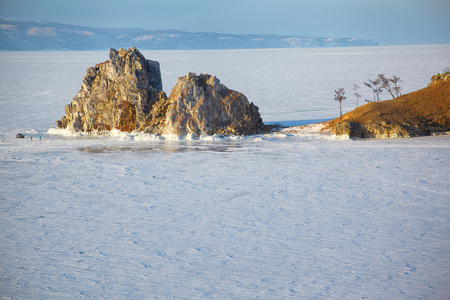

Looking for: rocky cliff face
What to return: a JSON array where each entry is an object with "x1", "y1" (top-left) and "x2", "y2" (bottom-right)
[
  {"x1": 332, "y1": 76, "x2": 450, "y2": 138},
  {"x1": 56, "y1": 48, "x2": 264, "y2": 136},
  {"x1": 331, "y1": 120, "x2": 446, "y2": 138},
  {"x1": 429, "y1": 72, "x2": 450, "y2": 86},
  {"x1": 57, "y1": 47, "x2": 164, "y2": 132},
  {"x1": 144, "y1": 73, "x2": 263, "y2": 136}
]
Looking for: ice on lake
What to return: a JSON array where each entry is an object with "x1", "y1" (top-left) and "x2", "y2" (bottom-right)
[{"x1": 1, "y1": 45, "x2": 450, "y2": 298}]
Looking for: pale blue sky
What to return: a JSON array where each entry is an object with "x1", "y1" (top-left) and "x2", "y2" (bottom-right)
[{"x1": 1, "y1": 0, "x2": 449, "y2": 44}]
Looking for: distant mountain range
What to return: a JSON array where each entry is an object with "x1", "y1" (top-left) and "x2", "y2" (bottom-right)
[{"x1": 0, "y1": 20, "x2": 380, "y2": 51}]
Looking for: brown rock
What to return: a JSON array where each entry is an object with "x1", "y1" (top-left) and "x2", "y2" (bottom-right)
[
  {"x1": 144, "y1": 73, "x2": 264, "y2": 136},
  {"x1": 56, "y1": 47, "x2": 162, "y2": 132},
  {"x1": 57, "y1": 49, "x2": 264, "y2": 136},
  {"x1": 429, "y1": 72, "x2": 450, "y2": 86}
]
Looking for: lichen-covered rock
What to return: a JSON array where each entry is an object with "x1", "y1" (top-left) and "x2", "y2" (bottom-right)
[
  {"x1": 429, "y1": 72, "x2": 450, "y2": 86},
  {"x1": 56, "y1": 47, "x2": 163, "y2": 132},
  {"x1": 144, "y1": 73, "x2": 264, "y2": 136},
  {"x1": 332, "y1": 121, "x2": 411, "y2": 138}
]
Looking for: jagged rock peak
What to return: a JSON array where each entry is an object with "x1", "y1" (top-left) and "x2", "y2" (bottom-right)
[
  {"x1": 56, "y1": 47, "x2": 164, "y2": 132},
  {"x1": 144, "y1": 73, "x2": 264, "y2": 136},
  {"x1": 107, "y1": 47, "x2": 163, "y2": 91}
]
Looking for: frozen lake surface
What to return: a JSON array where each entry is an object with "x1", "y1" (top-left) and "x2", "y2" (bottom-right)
[{"x1": 1, "y1": 45, "x2": 450, "y2": 298}]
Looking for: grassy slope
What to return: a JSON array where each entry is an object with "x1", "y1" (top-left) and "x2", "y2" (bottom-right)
[{"x1": 333, "y1": 80, "x2": 450, "y2": 128}]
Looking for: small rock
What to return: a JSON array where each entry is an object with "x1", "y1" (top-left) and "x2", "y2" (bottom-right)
[{"x1": 429, "y1": 72, "x2": 450, "y2": 86}]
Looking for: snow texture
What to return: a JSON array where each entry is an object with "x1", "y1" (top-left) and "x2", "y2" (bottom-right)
[{"x1": 1, "y1": 45, "x2": 450, "y2": 299}]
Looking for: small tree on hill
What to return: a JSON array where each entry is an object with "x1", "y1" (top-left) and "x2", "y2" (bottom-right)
[
  {"x1": 378, "y1": 74, "x2": 395, "y2": 99},
  {"x1": 390, "y1": 75, "x2": 402, "y2": 97},
  {"x1": 334, "y1": 88, "x2": 346, "y2": 116},
  {"x1": 364, "y1": 78, "x2": 383, "y2": 101},
  {"x1": 378, "y1": 74, "x2": 402, "y2": 99},
  {"x1": 353, "y1": 84, "x2": 361, "y2": 107}
]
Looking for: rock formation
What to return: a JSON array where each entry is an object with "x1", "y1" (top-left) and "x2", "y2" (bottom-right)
[
  {"x1": 57, "y1": 48, "x2": 264, "y2": 136},
  {"x1": 57, "y1": 47, "x2": 164, "y2": 132},
  {"x1": 144, "y1": 73, "x2": 263, "y2": 136},
  {"x1": 332, "y1": 75, "x2": 450, "y2": 138},
  {"x1": 429, "y1": 71, "x2": 450, "y2": 86}
]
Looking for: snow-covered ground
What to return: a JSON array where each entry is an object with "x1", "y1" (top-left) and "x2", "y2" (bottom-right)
[{"x1": 1, "y1": 45, "x2": 450, "y2": 299}]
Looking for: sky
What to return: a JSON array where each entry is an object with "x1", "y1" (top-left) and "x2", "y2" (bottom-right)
[{"x1": 1, "y1": 0, "x2": 449, "y2": 45}]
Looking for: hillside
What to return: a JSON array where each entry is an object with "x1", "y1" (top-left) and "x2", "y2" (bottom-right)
[
  {"x1": 0, "y1": 20, "x2": 379, "y2": 51},
  {"x1": 332, "y1": 77, "x2": 450, "y2": 138}
]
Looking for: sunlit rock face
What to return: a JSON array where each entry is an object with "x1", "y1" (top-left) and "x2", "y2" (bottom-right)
[
  {"x1": 429, "y1": 71, "x2": 450, "y2": 86},
  {"x1": 56, "y1": 47, "x2": 163, "y2": 132},
  {"x1": 144, "y1": 73, "x2": 264, "y2": 136},
  {"x1": 57, "y1": 48, "x2": 264, "y2": 136}
]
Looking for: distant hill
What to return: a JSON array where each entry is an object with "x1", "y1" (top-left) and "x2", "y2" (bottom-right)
[
  {"x1": 0, "y1": 20, "x2": 379, "y2": 51},
  {"x1": 331, "y1": 75, "x2": 450, "y2": 138}
]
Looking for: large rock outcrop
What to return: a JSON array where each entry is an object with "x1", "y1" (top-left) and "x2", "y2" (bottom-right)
[
  {"x1": 429, "y1": 71, "x2": 450, "y2": 86},
  {"x1": 144, "y1": 73, "x2": 263, "y2": 136},
  {"x1": 56, "y1": 48, "x2": 264, "y2": 136},
  {"x1": 332, "y1": 76, "x2": 450, "y2": 138},
  {"x1": 57, "y1": 47, "x2": 164, "y2": 132}
]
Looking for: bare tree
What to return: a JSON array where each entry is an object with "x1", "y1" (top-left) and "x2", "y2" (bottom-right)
[
  {"x1": 353, "y1": 84, "x2": 361, "y2": 107},
  {"x1": 364, "y1": 78, "x2": 383, "y2": 101},
  {"x1": 444, "y1": 66, "x2": 450, "y2": 73},
  {"x1": 334, "y1": 88, "x2": 346, "y2": 116},
  {"x1": 378, "y1": 74, "x2": 402, "y2": 99},
  {"x1": 390, "y1": 75, "x2": 402, "y2": 98},
  {"x1": 378, "y1": 74, "x2": 395, "y2": 99}
]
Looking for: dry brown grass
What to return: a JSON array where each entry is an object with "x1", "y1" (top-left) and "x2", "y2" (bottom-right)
[{"x1": 333, "y1": 80, "x2": 450, "y2": 128}]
